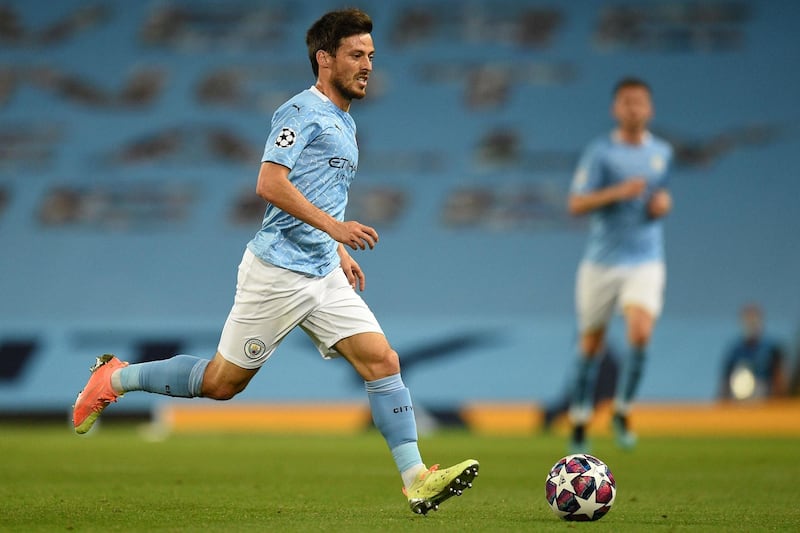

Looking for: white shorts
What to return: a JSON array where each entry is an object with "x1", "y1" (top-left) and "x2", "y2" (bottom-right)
[
  {"x1": 218, "y1": 249, "x2": 384, "y2": 369},
  {"x1": 576, "y1": 260, "x2": 666, "y2": 333}
]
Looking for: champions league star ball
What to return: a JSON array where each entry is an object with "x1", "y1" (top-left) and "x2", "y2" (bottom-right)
[{"x1": 545, "y1": 453, "x2": 616, "y2": 521}]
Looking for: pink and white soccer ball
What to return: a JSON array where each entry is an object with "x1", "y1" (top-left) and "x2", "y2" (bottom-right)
[{"x1": 545, "y1": 453, "x2": 616, "y2": 521}]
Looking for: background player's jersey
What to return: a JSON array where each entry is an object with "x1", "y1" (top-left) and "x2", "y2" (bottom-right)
[
  {"x1": 249, "y1": 87, "x2": 358, "y2": 277},
  {"x1": 570, "y1": 131, "x2": 673, "y2": 266}
]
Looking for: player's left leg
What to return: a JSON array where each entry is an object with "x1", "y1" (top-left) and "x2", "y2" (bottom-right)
[
  {"x1": 615, "y1": 262, "x2": 665, "y2": 449},
  {"x1": 615, "y1": 304, "x2": 655, "y2": 449},
  {"x1": 72, "y1": 352, "x2": 257, "y2": 434}
]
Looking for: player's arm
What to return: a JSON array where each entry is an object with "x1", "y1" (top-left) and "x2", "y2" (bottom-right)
[
  {"x1": 255, "y1": 161, "x2": 378, "y2": 250},
  {"x1": 338, "y1": 244, "x2": 366, "y2": 291},
  {"x1": 568, "y1": 177, "x2": 647, "y2": 216},
  {"x1": 647, "y1": 188, "x2": 672, "y2": 219}
]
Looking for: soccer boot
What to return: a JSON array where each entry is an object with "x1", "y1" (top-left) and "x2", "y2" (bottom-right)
[
  {"x1": 612, "y1": 413, "x2": 637, "y2": 450},
  {"x1": 72, "y1": 354, "x2": 128, "y2": 434},
  {"x1": 569, "y1": 424, "x2": 590, "y2": 454},
  {"x1": 403, "y1": 459, "x2": 479, "y2": 515}
]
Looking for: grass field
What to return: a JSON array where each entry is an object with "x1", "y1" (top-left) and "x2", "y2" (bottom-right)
[{"x1": 1, "y1": 423, "x2": 798, "y2": 532}]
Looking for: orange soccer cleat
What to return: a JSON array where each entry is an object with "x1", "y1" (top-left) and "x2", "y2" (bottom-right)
[{"x1": 72, "y1": 354, "x2": 128, "y2": 434}]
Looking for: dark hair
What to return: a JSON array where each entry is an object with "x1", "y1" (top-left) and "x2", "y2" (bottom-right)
[
  {"x1": 612, "y1": 77, "x2": 651, "y2": 97},
  {"x1": 306, "y1": 8, "x2": 373, "y2": 77}
]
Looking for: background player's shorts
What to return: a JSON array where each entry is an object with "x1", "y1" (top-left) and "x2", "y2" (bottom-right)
[
  {"x1": 218, "y1": 249, "x2": 384, "y2": 369},
  {"x1": 576, "y1": 260, "x2": 666, "y2": 333}
]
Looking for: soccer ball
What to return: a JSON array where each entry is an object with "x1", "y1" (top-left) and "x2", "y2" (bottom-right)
[{"x1": 545, "y1": 453, "x2": 616, "y2": 521}]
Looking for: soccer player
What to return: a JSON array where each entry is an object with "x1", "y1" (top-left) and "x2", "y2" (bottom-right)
[
  {"x1": 72, "y1": 8, "x2": 478, "y2": 515},
  {"x1": 566, "y1": 77, "x2": 673, "y2": 451},
  {"x1": 719, "y1": 303, "x2": 788, "y2": 401}
]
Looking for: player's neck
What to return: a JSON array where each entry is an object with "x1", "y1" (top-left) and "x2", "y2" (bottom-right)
[
  {"x1": 314, "y1": 81, "x2": 351, "y2": 112},
  {"x1": 615, "y1": 127, "x2": 647, "y2": 145}
]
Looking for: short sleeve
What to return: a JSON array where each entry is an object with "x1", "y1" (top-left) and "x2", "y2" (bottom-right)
[
  {"x1": 262, "y1": 105, "x2": 323, "y2": 169},
  {"x1": 570, "y1": 141, "x2": 604, "y2": 194}
]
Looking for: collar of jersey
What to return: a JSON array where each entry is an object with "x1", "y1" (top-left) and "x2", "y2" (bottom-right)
[
  {"x1": 611, "y1": 129, "x2": 652, "y2": 146},
  {"x1": 310, "y1": 85, "x2": 330, "y2": 103}
]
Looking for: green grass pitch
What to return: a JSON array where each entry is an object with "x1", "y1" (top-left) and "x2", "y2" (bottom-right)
[{"x1": 1, "y1": 423, "x2": 797, "y2": 532}]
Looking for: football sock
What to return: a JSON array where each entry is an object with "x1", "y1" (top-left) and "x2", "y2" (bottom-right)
[
  {"x1": 568, "y1": 354, "x2": 600, "y2": 424},
  {"x1": 365, "y1": 374, "x2": 424, "y2": 481},
  {"x1": 115, "y1": 355, "x2": 209, "y2": 398},
  {"x1": 615, "y1": 346, "x2": 646, "y2": 414}
]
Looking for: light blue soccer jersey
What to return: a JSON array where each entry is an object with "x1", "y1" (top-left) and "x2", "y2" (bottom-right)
[
  {"x1": 248, "y1": 87, "x2": 359, "y2": 277},
  {"x1": 570, "y1": 131, "x2": 673, "y2": 265}
]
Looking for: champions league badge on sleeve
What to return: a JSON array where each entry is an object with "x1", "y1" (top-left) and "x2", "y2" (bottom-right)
[
  {"x1": 275, "y1": 127, "x2": 296, "y2": 148},
  {"x1": 244, "y1": 338, "x2": 267, "y2": 359}
]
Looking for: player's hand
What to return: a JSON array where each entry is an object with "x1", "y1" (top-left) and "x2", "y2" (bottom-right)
[
  {"x1": 331, "y1": 220, "x2": 379, "y2": 251},
  {"x1": 339, "y1": 251, "x2": 366, "y2": 291},
  {"x1": 615, "y1": 177, "x2": 647, "y2": 201},
  {"x1": 647, "y1": 189, "x2": 672, "y2": 219}
]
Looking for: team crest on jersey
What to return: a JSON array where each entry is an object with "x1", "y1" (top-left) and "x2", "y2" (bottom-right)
[
  {"x1": 275, "y1": 127, "x2": 296, "y2": 148},
  {"x1": 651, "y1": 155, "x2": 666, "y2": 172},
  {"x1": 244, "y1": 338, "x2": 267, "y2": 359}
]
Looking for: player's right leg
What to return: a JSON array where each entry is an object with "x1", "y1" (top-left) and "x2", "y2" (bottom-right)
[
  {"x1": 568, "y1": 331, "x2": 604, "y2": 453},
  {"x1": 570, "y1": 262, "x2": 617, "y2": 452},
  {"x1": 403, "y1": 459, "x2": 480, "y2": 515},
  {"x1": 332, "y1": 330, "x2": 479, "y2": 515}
]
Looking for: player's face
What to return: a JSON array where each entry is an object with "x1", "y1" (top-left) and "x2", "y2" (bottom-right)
[
  {"x1": 740, "y1": 308, "x2": 763, "y2": 338},
  {"x1": 329, "y1": 33, "x2": 374, "y2": 101},
  {"x1": 612, "y1": 86, "x2": 653, "y2": 131}
]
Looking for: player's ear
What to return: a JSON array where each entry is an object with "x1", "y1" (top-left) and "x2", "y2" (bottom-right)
[{"x1": 316, "y1": 49, "x2": 330, "y2": 69}]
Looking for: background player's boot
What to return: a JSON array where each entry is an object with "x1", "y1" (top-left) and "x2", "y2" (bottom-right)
[
  {"x1": 569, "y1": 424, "x2": 589, "y2": 454},
  {"x1": 72, "y1": 354, "x2": 128, "y2": 434},
  {"x1": 612, "y1": 412, "x2": 637, "y2": 450},
  {"x1": 403, "y1": 459, "x2": 479, "y2": 515}
]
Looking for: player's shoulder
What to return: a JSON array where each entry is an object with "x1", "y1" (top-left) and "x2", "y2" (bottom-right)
[
  {"x1": 583, "y1": 134, "x2": 615, "y2": 158},
  {"x1": 274, "y1": 89, "x2": 331, "y2": 121},
  {"x1": 648, "y1": 132, "x2": 673, "y2": 155}
]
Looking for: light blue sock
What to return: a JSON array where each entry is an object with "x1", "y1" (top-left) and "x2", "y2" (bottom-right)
[
  {"x1": 568, "y1": 354, "x2": 601, "y2": 424},
  {"x1": 365, "y1": 374, "x2": 423, "y2": 474},
  {"x1": 615, "y1": 346, "x2": 646, "y2": 413},
  {"x1": 117, "y1": 355, "x2": 209, "y2": 398}
]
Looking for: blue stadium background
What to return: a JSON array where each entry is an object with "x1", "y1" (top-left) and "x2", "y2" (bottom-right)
[{"x1": 1, "y1": 0, "x2": 798, "y2": 417}]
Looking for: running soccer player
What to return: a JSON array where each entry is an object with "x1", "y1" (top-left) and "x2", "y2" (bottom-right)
[
  {"x1": 72, "y1": 8, "x2": 478, "y2": 515},
  {"x1": 566, "y1": 77, "x2": 673, "y2": 451}
]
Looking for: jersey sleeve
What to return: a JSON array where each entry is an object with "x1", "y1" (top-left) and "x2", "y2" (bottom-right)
[
  {"x1": 261, "y1": 105, "x2": 322, "y2": 169},
  {"x1": 570, "y1": 140, "x2": 604, "y2": 195},
  {"x1": 661, "y1": 142, "x2": 674, "y2": 188}
]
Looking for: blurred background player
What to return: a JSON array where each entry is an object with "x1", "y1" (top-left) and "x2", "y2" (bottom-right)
[
  {"x1": 566, "y1": 77, "x2": 673, "y2": 451},
  {"x1": 72, "y1": 8, "x2": 477, "y2": 515},
  {"x1": 719, "y1": 303, "x2": 788, "y2": 401}
]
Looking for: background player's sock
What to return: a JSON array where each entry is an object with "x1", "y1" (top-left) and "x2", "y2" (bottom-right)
[
  {"x1": 615, "y1": 346, "x2": 646, "y2": 414},
  {"x1": 568, "y1": 354, "x2": 600, "y2": 424},
  {"x1": 365, "y1": 374, "x2": 424, "y2": 487},
  {"x1": 113, "y1": 355, "x2": 209, "y2": 398}
]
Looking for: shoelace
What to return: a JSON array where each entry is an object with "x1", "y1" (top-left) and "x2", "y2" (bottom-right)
[
  {"x1": 419, "y1": 464, "x2": 440, "y2": 480},
  {"x1": 402, "y1": 464, "x2": 440, "y2": 496}
]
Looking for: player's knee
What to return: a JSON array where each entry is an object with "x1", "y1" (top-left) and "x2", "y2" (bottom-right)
[
  {"x1": 202, "y1": 381, "x2": 245, "y2": 401},
  {"x1": 382, "y1": 348, "x2": 401, "y2": 375},
  {"x1": 628, "y1": 330, "x2": 651, "y2": 349},
  {"x1": 365, "y1": 348, "x2": 401, "y2": 381}
]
